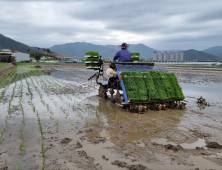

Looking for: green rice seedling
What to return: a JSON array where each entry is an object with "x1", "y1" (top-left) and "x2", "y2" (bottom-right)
[
  {"x1": 20, "y1": 131, "x2": 25, "y2": 140},
  {"x1": 50, "y1": 115, "x2": 53, "y2": 120},
  {"x1": 19, "y1": 149, "x2": 26, "y2": 157},
  {"x1": 131, "y1": 52, "x2": 140, "y2": 56},
  {"x1": 41, "y1": 165, "x2": 45, "y2": 170},
  {"x1": 17, "y1": 165, "x2": 22, "y2": 170},
  {"x1": 56, "y1": 119, "x2": 59, "y2": 131},
  {"x1": 116, "y1": 135, "x2": 120, "y2": 139},
  {"x1": 33, "y1": 106, "x2": 35, "y2": 112},
  {"x1": 15, "y1": 161, "x2": 22, "y2": 170},
  {"x1": 131, "y1": 57, "x2": 140, "y2": 61},
  {"x1": 20, "y1": 141, "x2": 25, "y2": 150},
  {"x1": 75, "y1": 125, "x2": 78, "y2": 129},
  {"x1": 50, "y1": 110, "x2": 54, "y2": 115},
  {"x1": 86, "y1": 57, "x2": 100, "y2": 61}
]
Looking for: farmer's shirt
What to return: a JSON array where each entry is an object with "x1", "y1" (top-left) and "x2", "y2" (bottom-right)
[{"x1": 113, "y1": 49, "x2": 131, "y2": 62}]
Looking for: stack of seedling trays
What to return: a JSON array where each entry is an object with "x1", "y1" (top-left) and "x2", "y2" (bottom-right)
[
  {"x1": 85, "y1": 51, "x2": 100, "y2": 69},
  {"x1": 121, "y1": 71, "x2": 185, "y2": 103},
  {"x1": 131, "y1": 52, "x2": 140, "y2": 62}
]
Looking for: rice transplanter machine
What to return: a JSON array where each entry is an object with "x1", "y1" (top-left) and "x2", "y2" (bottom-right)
[{"x1": 87, "y1": 55, "x2": 186, "y2": 112}]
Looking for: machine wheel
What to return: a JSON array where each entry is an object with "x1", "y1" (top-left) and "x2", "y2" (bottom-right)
[
  {"x1": 170, "y1": 102, "x2": 176, "y2": 109},
  {"x1": 157, "y1": 104, "x2": 162, "y2": 110},
  {"x1": 99, "y1": 85, "x2": 108, "y2": 99}
]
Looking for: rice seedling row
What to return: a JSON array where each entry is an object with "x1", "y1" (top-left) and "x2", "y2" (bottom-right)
[
  {"x1": 32, "y1": 67, "x2": 76, "y2": 94},
  {"x1": 26, "y1": 68, "x2": 56, "y2": 121},
  {"x1": 22, "y1": 66, "x2": 47, "y2": 169},
  {"x1": 0, "y1": 69, "x2": 20, "y2": 144},
  {"x1": 22, "y1": 66, "x2": 106, "y2": 130},
  {"x1": 0, "y1": 67, "x2": 18, "y2": 102},
  {"x1": 0, "y1": 66, "x2": 16, "y2": 83},
  {"x1": 34, "y1": 66, "x2": 123, "y2": 125},
  {"x1": 29, "y1": 70, "x2": 83, "y2": 128},
  {"x1": 29, "y1": 67, "x2": 102, "y2": 128},
  {"x1": 15, "y1": 69, "x2": 27, "y2": 169}
]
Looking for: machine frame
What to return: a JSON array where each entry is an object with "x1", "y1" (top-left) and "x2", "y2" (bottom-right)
[{"x1": 88, "y1": 56, "x2": 186, "y2": 112}]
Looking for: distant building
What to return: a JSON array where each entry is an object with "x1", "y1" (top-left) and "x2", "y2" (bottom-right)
[
  {"x1": 169, "y1": 52, "x2": 175, "y2": 61},
  {"x1": 153, "y1": 51, "x2": 158, "y2": 60},
  {"x1": 163, "y1": 51, "x2": 168, "y2": 61},
  {"x1": 40, "y1": 56, "x2": 47, "y2": 61},
  {"x1": 153, "y1": 50, "x2": 184, "y2": 61},
  {"x1": 180, "y1": 51, "x2": 184, "y2": 61},
  {"x1": 158, "y1": 51, "x2": 163, "y2": 61},
  {"x1": 0, "y1": 49, "x2": 12, "y2": 55},
  {"x1": 11, "y1": 52, "x2": 30, "y2": 62},
  {"x1": 71, "y1": 57, "x2": 84, "y2": 61},
  {"x1": 175, "y1": 51, "x2": 180, "y2": 61}
]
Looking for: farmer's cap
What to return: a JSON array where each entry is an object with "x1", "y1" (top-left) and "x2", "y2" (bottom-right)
[{"x1": 119, "y1": 42, "x2": 129, "y2": 49}]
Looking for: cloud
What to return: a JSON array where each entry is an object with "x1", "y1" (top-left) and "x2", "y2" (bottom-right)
[{"x1": 0, "y1": 0, "x2": 222, "y2": 50}]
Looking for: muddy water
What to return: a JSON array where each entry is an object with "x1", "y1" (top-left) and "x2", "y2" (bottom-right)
[
  {"x1": 46, "y1": 68, "x2": 222, "y2": 169},
  {"x1": 1, "y1": 66, "x2": 222, "y2": 170}
]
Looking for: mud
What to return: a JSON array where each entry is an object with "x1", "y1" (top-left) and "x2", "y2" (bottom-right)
[
  {"x1": 112, "y1": 160, "x2": 149, "y2": 170},
  {"x1": 1, "y1": 64, "x2": 222, "y2": 170},
  {"x1": 206, "y1": 142, "x2": 222, "y2": 148}
]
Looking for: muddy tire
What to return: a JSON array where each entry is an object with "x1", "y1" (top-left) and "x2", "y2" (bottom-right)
[
  {"x1": 111, "y1": 98, "x2": 115, "y2": 103},
  {"x1": 98, "y1": 85, "x2": 107, "y2": 99}
]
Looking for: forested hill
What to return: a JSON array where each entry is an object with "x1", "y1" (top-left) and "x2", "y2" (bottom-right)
[
  {"x1": 50, "y1": 42, "x2": 118, "y2": 58},
  {"x1": 202, "y1": 46, "x2": 222, "y2": 58},
  {"x1": 50, "y1": 42, "x2": 156, "y2": 59},
  {"x1": 184, "y1": 49, "x2": 222, "y2": 61},
  {"x1": 0, "y1": 33, "x2": 54, "y2": 53}
]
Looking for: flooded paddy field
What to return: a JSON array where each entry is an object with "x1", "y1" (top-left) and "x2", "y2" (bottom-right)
[{"x1": 0, "y1": 64, "x2": 222, "y2": 170}]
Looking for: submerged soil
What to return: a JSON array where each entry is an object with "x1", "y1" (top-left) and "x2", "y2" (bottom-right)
[{"x1": 0, "y1": 64, "x2": 222, "y2": 170}]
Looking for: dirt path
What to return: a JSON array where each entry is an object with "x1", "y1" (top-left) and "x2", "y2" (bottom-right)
[{"x1": 0, "y1": 65, "x2": 16, "y2": 78}]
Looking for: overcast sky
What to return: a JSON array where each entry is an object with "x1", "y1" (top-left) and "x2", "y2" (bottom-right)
[{"x1": 0, "y1": 0, "x2": 222, "y2": 50}]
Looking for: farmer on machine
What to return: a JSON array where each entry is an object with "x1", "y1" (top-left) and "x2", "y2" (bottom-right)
[{"x1": 113, "y1": 42, "x2": 131, "y2": 62}]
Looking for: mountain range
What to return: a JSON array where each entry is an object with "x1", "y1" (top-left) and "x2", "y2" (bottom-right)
[
  {"x1": 50, "y1": 42, "x2": 222, "y2": 61},
  {"x1": 184, "y1": 49, "x2": 222, "y2": 61},
  {"x1": 49, "y1": 42, "x2": 155, "y2": 59},
  {"x1": 202, "y1": 46, "x2": 222, "y2": 58},
  {"x1": 0, "y1": 33, "x2": 222, "y2": 61},
  {"x1": 0, "y1": 33, "x2": 54, "y2": 54}
]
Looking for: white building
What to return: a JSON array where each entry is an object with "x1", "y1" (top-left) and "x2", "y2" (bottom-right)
[
  {"x1": 169, "y1": 52, "x2": 175, "y2": 61},
  {"x1": 11, "y1": 52, "x2": 30, "y2": 62},
  {"x1": 158, "y1": 51, "x2": 163, "y2": 61},
  {"x1": 40, "y1": 56, "x2": 47, "y2": 61},
  {"x1": 180, "y1": 51, "x2": 184, "y2": 61},
  {"x1": 153, "y1": 51, "x2": 158, "y2": 60},
  {"x1": 163, "y1": 51, "x2": 168, "y2": 61},
  {"x1": 175, "y1": 51, "x2": 180, "y2": 61},
  {"x1": 71, "y1": 57, "x2": 84, "y2": 61},
  {"x1": 0, "y1": 49, "x2": 12, "y2": 55}
]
